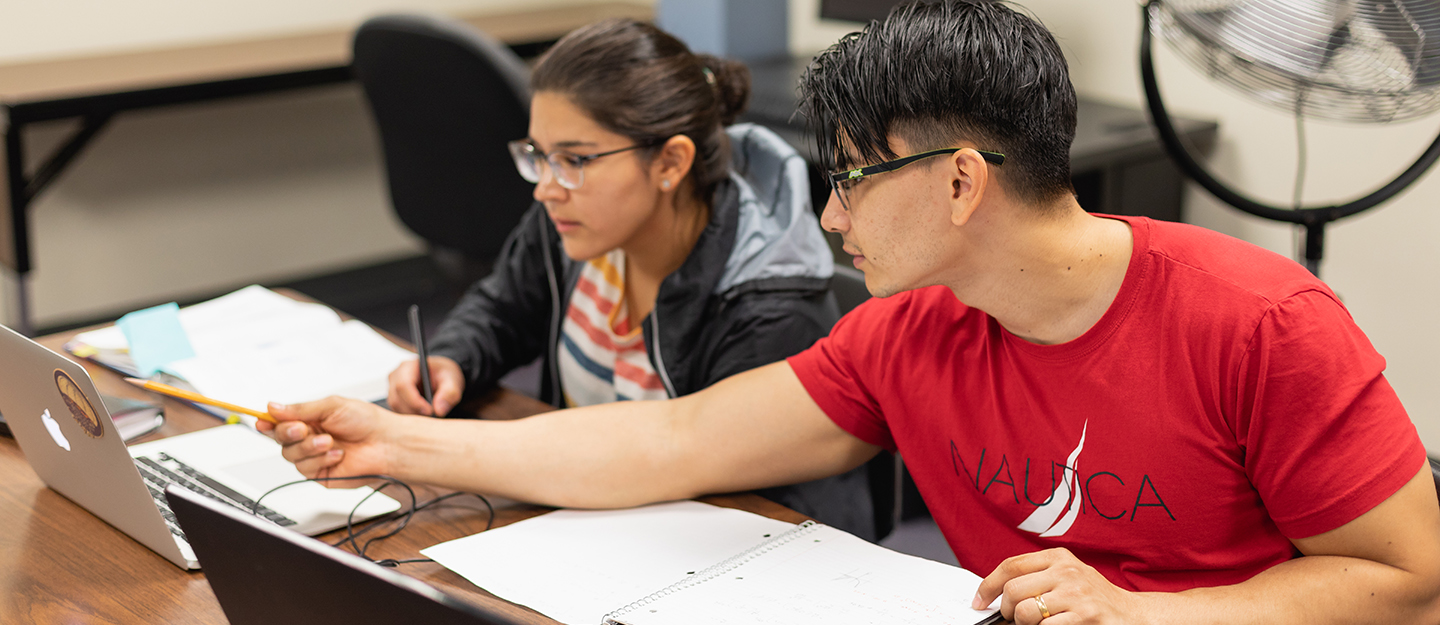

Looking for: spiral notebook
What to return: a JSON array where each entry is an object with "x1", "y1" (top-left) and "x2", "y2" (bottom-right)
[
  {"x1": 601, "y1": 521, "x2": 1000, "y2": 625},
  {"x1": 422, "y1": 501, "x2": 1001, "y2": 625}
]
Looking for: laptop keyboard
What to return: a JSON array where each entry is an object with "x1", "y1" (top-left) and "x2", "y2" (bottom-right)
[{"x1": 134, "y1": 452, "x2": 297, "y2": 543}]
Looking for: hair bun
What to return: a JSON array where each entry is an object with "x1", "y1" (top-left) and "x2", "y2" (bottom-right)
[{"x1": 696, "y1": 54, "x2": 751, "y2": 126}]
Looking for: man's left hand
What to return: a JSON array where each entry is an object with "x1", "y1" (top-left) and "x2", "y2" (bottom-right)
[{"x1": 972, "y1": 547, "x2": 1141, "y2": 624}]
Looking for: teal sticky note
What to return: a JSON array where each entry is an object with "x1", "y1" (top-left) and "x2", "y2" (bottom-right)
[{"x1": 116, "y1": 302, "x2": 196, "y2": 377}]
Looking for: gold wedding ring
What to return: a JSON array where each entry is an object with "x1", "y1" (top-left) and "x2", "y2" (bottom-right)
[{"x1": 1034, "y1": 594, "x2": 1052, "y2": 619}]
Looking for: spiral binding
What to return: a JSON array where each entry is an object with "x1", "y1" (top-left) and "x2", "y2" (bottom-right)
[{"x1": 601, "y1": 520, "x2": 822, "y2": 624}]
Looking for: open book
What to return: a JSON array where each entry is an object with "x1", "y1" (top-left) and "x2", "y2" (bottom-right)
[{"x1": 421, "y1": 501, "x2": 1000, "y2": 625}]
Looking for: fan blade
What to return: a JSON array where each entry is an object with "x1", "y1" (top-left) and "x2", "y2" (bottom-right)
[
  {"x1": 1157, "y1": 0, "x2": 1440, "y2": 121},
  {"x1": 1359, "y1": 0, "x2": 1440, "y2": 86},
  {"x1": 1211, "y1": 0, "x2": 1356, "y2": 81}
]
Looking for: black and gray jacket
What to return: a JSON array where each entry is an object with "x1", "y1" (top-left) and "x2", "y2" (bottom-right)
[{"x1": 430, "y1": 124, "x2": 873, "y2": 539}]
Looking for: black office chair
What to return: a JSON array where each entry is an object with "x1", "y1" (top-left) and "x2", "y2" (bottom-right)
[
  {"x1": 829, "y1": 264, "x2": 907, "y2": 541},
  {"x1": 1430, "y1": 455, "x2": 1439, "y2": 505},
  {"x1": 352, "y1": 14, "x2": 533, "y2": 285},
  {"x1": 830, "y1": 263, "x2": 871, "y2": 318}
]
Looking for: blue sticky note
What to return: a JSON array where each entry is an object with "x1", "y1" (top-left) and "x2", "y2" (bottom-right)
[{"x1": 116, "y1": 302, "x2": 196, "y2": 377}]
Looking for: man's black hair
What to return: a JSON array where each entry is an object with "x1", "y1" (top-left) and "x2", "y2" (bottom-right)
[{"x1": 799, "y1": 0, "x2": 1078, "y2": 205}]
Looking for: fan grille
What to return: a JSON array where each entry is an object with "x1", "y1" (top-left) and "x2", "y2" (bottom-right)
[{"x1": 1155, "y1": 0, "x2": 1440, "y2": 123}]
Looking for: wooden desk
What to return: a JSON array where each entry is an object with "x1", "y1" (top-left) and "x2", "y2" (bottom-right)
[
  {"x1": 0, "y1": 324, "x2": 804, "y2": 624},
  {"x1": 0, "y1": 2, "x2": 651, "y2": 335}
]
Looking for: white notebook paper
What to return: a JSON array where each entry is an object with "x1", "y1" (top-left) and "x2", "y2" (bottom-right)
[
  {"x1": 421, "y1": 501, "x2": 999, "y2": 625},
  {"x1": 67, "y1": 285, "x2": 414, "y2": 418}
]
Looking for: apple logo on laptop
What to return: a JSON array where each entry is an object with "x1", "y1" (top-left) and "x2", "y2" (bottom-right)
[{"x1": 40, "y1": 409, "x2": 71, "y2": 451}]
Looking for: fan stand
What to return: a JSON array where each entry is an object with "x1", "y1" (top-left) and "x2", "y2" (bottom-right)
[{"x1": 1139, "y1": 0, "x2": 1440, "y2": 277}]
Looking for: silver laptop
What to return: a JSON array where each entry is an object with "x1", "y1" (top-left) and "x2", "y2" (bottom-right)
[{"x1": 0, "y1": 323, "x2": 401, "y2": 569}]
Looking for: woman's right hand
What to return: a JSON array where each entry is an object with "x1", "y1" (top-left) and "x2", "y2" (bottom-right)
[{"x1": 387, "y1": 355, "x2": 465, "y2": 417}]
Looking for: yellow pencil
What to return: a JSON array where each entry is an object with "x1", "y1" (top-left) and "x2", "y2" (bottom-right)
[{"x1": 124, "y1": 377, "x2": 276, "y2": 424}]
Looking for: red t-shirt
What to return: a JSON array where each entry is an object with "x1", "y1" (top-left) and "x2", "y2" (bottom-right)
[{"x1": 789, "y1": 215, "x2": 1424, "y2": 592}]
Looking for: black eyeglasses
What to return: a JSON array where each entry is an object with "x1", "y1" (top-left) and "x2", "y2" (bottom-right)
[
  {"x1": 508, "y1": 140, "x2": 657, "y2": 190},
  {"x1": 827, "y1": 148, "x2": 1005, "y2": 210}
]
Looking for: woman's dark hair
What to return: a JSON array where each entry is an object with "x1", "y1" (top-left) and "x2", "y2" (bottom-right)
[
  {"x1": 532, "y1": 19, "x2": 750, "y2": 203},
  {"x1": 799, "y1": 0, "x2": 1078, "y2": 206}
]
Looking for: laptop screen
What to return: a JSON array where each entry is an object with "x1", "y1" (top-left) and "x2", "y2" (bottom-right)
[{"x1": 165, "y1": 486, "x2": 523, "y2": 625}]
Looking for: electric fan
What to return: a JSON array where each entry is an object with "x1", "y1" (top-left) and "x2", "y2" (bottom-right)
[{"x1": 1140, "y1": 0, "x2": 1440, "y2": 275}]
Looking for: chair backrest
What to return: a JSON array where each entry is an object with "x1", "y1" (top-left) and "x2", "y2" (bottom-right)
[
  {"x1": 1431, "y1": 455, "x2": 1439, "y2": 506},
  {"x1": 828, "y1": 264, "x2": 903, "y2": 539},
  {"x1": 830, "y1": 263, "x2": 871, "y2": 315},
  {"x1": 353, "y1": 14, "x2": 533, "y2": 265}
]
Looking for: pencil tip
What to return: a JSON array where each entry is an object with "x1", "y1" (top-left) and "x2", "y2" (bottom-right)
[{"x1": 123, "y1": 377, "x2": 144, "y2": 384}]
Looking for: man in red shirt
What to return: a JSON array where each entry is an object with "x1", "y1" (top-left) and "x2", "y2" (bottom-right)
[{"x1": 263, "y1": 1, "x2": 1440, "y2": 622}]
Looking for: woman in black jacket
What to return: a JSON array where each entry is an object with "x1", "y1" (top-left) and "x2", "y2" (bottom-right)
[{"x1": 384, "y1": 19, "x2": 873, "y2": 539}]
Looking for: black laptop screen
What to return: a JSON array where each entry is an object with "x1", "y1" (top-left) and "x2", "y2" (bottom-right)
[{"x1": 165, "y1": 486, "x2": 519, "y2": 625}]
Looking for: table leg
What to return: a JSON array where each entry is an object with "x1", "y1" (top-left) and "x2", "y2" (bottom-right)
[
  {"x1": 13, "y1": 269, "x2": 31, "y2": 336},
  {"x1": 2, "y1": 117, "x2": 30, "y2": 335}
]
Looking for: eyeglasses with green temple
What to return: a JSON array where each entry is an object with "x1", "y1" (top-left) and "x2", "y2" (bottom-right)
[{"x1": 827, "y1": 148, "x2": 1005, "y2": 209}]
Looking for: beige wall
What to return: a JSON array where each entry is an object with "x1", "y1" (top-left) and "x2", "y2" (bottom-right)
[
  {"x1": 0, "y1": 0, "x2": 606, "y2": 63},
  {"x1": 1, "y1": 0, "x2": 635, "y2": 329},
  {"x1": 5, "y1": 84, "x2": 418, "y2": 327},
  {"x1": 1018, "y1": 1, "x2": 1440, "y2": 452},
  {"x1": 788, "y1": 1, "x2": 1440, "y2": 451},
  {"x1": 5, "y1": 0, "x2": 1436, "y2": 450}
]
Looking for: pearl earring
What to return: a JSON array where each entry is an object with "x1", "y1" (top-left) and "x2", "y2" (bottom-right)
[{"x1": 662, "y1": 180, "x2": 672, "y2": 190}]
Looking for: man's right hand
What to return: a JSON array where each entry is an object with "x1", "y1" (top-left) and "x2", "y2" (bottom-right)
[
  {"x1": 387, "y1": 356, "x2": 465, "y2": 417},
  {"x1": 260, "y1": 397, "x2": 397, "y2": 485},
  {"x1": 258, "y1": 361, "x2": 873, "y2": 508}
]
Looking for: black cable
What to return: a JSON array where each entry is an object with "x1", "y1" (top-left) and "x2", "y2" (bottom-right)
[
  {"x1": 253, "y1": 474, "x2": 416, "y2": 557},
  {"x1": 1294, "y1": 110, "x2": 1307, "y2": 211},
  {"x1": 1295, "y1": 109, "x2": 1309, "y2": 264},
  {"x1": 354, "y1": 491, "x2": 497, "y2": 565},
  {"x1": 247, "y1": 474, "x2": 495, "y2": 567},
  {"x1": 347, "y1": 480, "x2": 419, "y2": 557},
  {"x1": 371, "y1": 557, "x2": 436, "y2": 567},
  {"x1": 411, "y1": 491, "x2": 497, "y2": 531}
]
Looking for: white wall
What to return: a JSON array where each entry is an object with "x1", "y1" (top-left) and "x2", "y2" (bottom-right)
[
  {"x1": 7, "y1": 84, "x2": 418, "y2": 327},
  {"x1": 0, "y1": 0, "x2": 607, "y2": 63},
  {"x1": 789, "y1": 0, "x2": 1440, "y2": 451},
  {"x1": 1, "y1": 0, "x2": 638, "y2": 329},
  {"x1": 6, "y1": 0, "x2": 1436, "y2": 449},
  {"x1": 1029, "y1": 0, "x2": 1440, "y2": 452}
]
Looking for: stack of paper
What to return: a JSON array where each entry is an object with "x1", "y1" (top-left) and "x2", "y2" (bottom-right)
[{"x1": 67, "y1": 286, "x2": 414, "y2": 416}]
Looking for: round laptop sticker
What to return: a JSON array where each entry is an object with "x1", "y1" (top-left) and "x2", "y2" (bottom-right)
[{"x1": 53, "y1": 369, "x2": 103, "y2": 439}]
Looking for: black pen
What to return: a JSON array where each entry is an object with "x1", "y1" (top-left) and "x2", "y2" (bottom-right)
[{"x1": 407, "y1": 304, "x2": 434, "y2": 409}]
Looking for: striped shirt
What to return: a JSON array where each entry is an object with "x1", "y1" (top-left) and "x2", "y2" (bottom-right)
[{"x1": 557, "y1": 250, "x2": 669, "y2": 407}]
